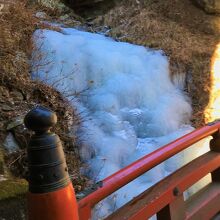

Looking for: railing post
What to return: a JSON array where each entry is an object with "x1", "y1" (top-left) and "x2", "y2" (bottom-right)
[
  {"x1": 157, "y1": 189, "x2": 185, "y2": 220},
  {"x1": 210, "y1": 130, "x2": 220, "y2": 182},
  {"x1": 24, "y1": 106, "x2": 79, "y2": 220}
]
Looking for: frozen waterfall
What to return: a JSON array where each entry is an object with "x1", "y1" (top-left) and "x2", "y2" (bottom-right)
[{"x1": 32, "y1": 28, "x2": 210, "y2": 219}]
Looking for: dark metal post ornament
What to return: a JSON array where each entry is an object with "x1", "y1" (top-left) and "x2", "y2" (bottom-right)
[{"x1": 24, "y1": 106, "x2": 70, "y2": 193}]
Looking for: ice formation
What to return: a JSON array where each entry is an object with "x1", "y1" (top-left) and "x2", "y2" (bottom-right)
[{"x1": 32, "y1": 28, "x2": 210, "y2": 219}]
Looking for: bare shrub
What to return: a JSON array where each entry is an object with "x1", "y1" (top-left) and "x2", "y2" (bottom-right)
[{"x1": 0, "y1": 0, "x2": 87, "y2": 192}]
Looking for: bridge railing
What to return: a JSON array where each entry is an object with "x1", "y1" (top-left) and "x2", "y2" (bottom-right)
[
  {"x1": 24, "y1": 107, "x2": 220, "y2": 220},
  {"x1": 78, "y1": 121, "x2": 220, "y2": 220}
]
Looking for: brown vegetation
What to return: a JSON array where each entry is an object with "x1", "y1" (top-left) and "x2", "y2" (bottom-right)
[
  {"x1": 0, "y1": 0, "x2": 87, "y2": 192},
  {"x1": 1, "y1": 2, "x2": 220, "y2": 216},
  {"x1": 91, "y1": 0, "x2": 220, "y2": 127}
]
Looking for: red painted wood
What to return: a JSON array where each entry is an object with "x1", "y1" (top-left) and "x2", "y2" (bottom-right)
[
  {"x1": 157, "y1": 194, "x2": 185, "y2": 220},
  {"x1": 78, "y1": 121, "x2": 220, "y2": 220},
  {"x1": 186, "y1": 182, "x2": 220, "y2": 220},
  {"x1": 78, "y1": 204, "x2": 92, "y2": 220},
  {"x1": 105, "y1": 152, "x2": 220, "y2": 220},
  {"x1": 28, "y1": 183, "x2": 79, "y2": 220}
]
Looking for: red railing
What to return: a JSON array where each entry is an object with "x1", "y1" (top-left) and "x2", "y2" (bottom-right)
[{"x1": 78, "y1": 121, "x2": 220, "y2": 219}]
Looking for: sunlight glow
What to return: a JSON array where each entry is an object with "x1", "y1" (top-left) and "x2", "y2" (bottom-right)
[{"x1": 205, "y1": 43, "x2": 220, "y2": 123}]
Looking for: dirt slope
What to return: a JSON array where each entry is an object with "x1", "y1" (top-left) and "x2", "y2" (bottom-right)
[
  {"x1": 0, "y1": 3, "x2": 88, "y2": 218},
  {"x1": 91, "y1": 0, "x2": 220, "y2": 127}
]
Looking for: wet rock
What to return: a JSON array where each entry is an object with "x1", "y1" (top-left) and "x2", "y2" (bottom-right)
[
  {"x1": 3, "y1": 133, "x2": 19, "y2": 153},
  {"x1": 0, "y1": 179, "x2": 27, "y2": 220},
  {"x1": 0, "y1": 149, "x2": 5, "y2": 175},
  {"x1": 10, "y1": 90, "x2": 24, "y2": 102},
  {"x1": 68, "y1": 0, "x2": 105, "y2": 7},
  {"x1": 0, "y1": 122, "x2": 4, "y2": 131},
  {"x1": 7, "y1": 117, "x2": 24, "y2": 131},
  {"x1": 32, "y1": 0, "x2": 70, "y2": 12},
  {"x1": 12, "y1": 124, "x2": 30, "y2": 149},
  {"x1": 0, "y1": 175, "x2": 7, "y2": 181},
  {"x1": 66, "y1": 0, "x2": 115, "y2": 17},
  {"x1": 0, "y1": 86, "x2": 9, "y2": 99},
  {"x1": 6, "y1": 116, "x2": 30, "y2": 149},
  {"x1": 194, "y1": 0, "x2": 220, "y2": 14},
  {"x1": 59, "y1": 14, "x2": 70, "y2": 21},
  {"x1": 1, "y1": 105, "x2": 13, "y2": 111},
  {"x1": 35, "y1": 11, "x2": 47, "y2": 19}
]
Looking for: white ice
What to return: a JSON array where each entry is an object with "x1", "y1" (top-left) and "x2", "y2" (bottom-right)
[{"x1": 32, "y1": 28, "x2": 211, "y2": 219}]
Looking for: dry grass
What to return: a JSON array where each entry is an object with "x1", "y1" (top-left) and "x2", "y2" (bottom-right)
[
  {"x1": 92, "y1": 0, "x2": 220, "y2": 127},
  {"x1": 1, "y1": 0, "x2": 219, "y2": 197},
  {"x1": 0, "y1": 0, "x2": 87, "y2": 191},
  {"x1": 0, "y1": 1, "x2": 36, "y2": 87}
]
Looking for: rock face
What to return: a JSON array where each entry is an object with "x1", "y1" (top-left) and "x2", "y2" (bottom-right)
[
  {"x1": 66, "y1": 0, "x2": 115, "y2": 17},
  {"x1": 3, "y1": 133, "x2": 19, "y2": 153},
  {"x1": 67, "y1": 0, "x2": 105, "y2": 7},
  {"x1": 195, "y1": 0, "x2": 220, "y2": 14}
]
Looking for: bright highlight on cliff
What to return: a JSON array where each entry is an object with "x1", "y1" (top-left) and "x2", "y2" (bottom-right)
[{"x1": 205, "y1": 43, "x2": 220, "y2": 123}]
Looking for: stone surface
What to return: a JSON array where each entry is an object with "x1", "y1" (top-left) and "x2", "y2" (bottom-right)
[
  {"x1": 0, "y1": 86, "x2": 9, "y2": 99},
  {"x1": 10, "y1": 91, "x2": 24, "y2": 102},
  {"x1": 0, "y1": 179, "x2": 27, "y2": 200},
  {"x1": 67, "y1": 0, "x2": 115, "y2": 17},
  {"x1": 0, "y1": 179, "x2": 27, "y2": 220},
  {"x1": 1, "y1": 105, "x2": 13, "y2": 111},
  {"x1": 0, "y1": 149, "x2": 5, "y2": 175},
  {"x1": 29, "y1": 0, "x2": 69, "y2": 12},
  {"x1": 67, "y1": 0, "x2": 105, "y2": 7},
  {"x1": 6, "y1": 117, "x2": 24, "y2": 131},
  {"x1": 0, "y1": 175, "x2": 7, "y2": 181},
  {"x1": 3, "y1": 133, "x2": 19, "y2": 153},
  {"x1": 195, "y1": 0, "x2": 220, "y2": 14},
  {"x1": 35, "y1": 11, "x2": 47, "y2": 19}
]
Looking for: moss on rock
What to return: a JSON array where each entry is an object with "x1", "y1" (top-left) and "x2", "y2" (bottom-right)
[
  {"x1": 0, "y1": 179, "x2": 27, "y2": 200},
  {"x1": 0, "y1": 179, "x2": 28, "y2": 220},
  {"x1": 0, "y1": 149, "x2": 4, "y2": 175}
]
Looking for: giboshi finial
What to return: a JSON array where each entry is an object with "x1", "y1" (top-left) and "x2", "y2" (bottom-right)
[{"x1": 24, "y1": 106, "x2": 57, "y2": 133}]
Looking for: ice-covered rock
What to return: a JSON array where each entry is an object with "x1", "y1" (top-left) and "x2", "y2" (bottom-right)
[{"x1": 3, "y1": 133, "x2": 19, "y2": 153}]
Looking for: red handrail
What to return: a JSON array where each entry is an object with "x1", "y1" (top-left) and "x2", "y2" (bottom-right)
[
  {"x1": 106, "y1": 151, "x2": 220, "y2": 220},
  {"x1": 78, "y1": 121, "x2": 220, "y2": 219}
]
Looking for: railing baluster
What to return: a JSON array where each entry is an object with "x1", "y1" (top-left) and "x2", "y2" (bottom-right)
[
  {"x1": 210, "y1": 131, "x2": 220, "y2": 182},
  {"x1": 24, "y1": 107, "x2": 220, "y2": 220},
  {"x1": 25, "y1": 106, "x2": 79, "y2": 220},
  {"x1": 157, "y1": 193, "x2": 185, "y2": 220}
]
